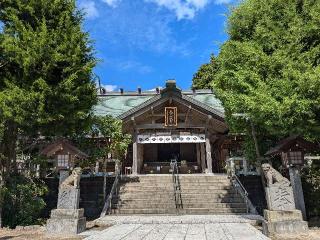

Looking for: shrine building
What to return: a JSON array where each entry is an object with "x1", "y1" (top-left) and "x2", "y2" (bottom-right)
[{"x1": 95, "y1": 80, "x2": 232, "y2": 175}]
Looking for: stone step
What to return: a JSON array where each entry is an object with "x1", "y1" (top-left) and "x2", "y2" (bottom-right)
[
  {"x1": 118, "y1": 193, "x2": 242, "y2": 200},
  {"x1": 128, "y1": 179, "x2": 231, "y2": 183},
  {"x1": 117, "y1": 203, "x2": 247, "y2": 209},
  {"x1": 114, "y1": 208, "x2": 247, "y2": 215},
  {"x1": 119, "y1": 189, "x2": 238, "y2": 195},
  {"x1": 120, "y1": 185, "x2": 234, "y2": 192},
  {"x1": 122, "y1": 176, "x2": 229, "y2": 182},
  {"x1": 121, "y1": 182, "x2": 232, "y2": 187},
  {"x1": 113, "y1": 175, "x2": 247, "y2": 216},
  {"x1": 117, "y1": 198, "x2": 245, "y2": 204}
]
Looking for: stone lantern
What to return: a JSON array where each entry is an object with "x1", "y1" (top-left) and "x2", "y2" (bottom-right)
[{"x1": 266, "y1": 135, "x2": 319, "y2": 220}]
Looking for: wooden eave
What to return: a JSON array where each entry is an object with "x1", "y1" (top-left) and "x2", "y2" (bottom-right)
[{"x1": 265, "y1": 135, "x2": 320, "y2": 156}]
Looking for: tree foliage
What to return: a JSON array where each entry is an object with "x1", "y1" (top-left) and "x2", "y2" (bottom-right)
[
  {"x1": 0, "y1": 0, "x2": 97, "y2": 136},
  {"x1": 0, "y1": 0, "x2": 97, "y2": 174},
  {"x1": 76, "y1": 115, "x2": 132, "y2": 168},
  {"x1": 92, "y1": 116, "x2": 131, "y2": 161},
  {"x1": 2, "y1": 175, "x2": 48, "y2": 228},
  {"x1": 193, "y1": 0, "x2": 320, "y2": 143},
  {"x1": 0, "y1": 0, "x2": 97, "y2": 226},
  {"x1": 192, "y1": 55, "x2": 219, "y2": 89}
]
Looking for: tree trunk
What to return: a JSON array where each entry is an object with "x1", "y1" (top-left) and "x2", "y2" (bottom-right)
[
  {"x1": 1, "y1": 120, "x2": 18, "y2": 175},
  {"x1": 0, "y1": 120, "x2": 18, "y2": 228}
]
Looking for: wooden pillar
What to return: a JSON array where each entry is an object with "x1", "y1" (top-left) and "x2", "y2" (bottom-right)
[
  {"x1": 132, "y1": 141, "x2": 138, "y2": 175},
  {"x1": 200, "y1": 143, "x2": 206, "y2": 172},
  {"x1": 206, "y1": 137, "x2": 213, "y2": 174},
  {"x1": 196, "y1": 143, "x2": 201, "y2": 167},
  {"x1": 137, "y1": 144, "x2": 143, "y2": 174}
]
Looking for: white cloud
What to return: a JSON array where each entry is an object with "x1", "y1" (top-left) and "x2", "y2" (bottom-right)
[
  {"x1": 116, "y1": 60, "x2": 153, "y2": 74},
  {"x1": 102, "y1": 84, "x2": 118, "y2": 91},
  {"x1": 102, "y1": 0, "x2": 121, "y2": 7},
  {"x1": 145, "y1": 0, "x2": 209, "y2": 20},
  {"x1": 98, "y1": 1, "x2": 191, "y2": 55},
  {"x1": 79, "y1": 0, "x2": 99, "y2": 19},
  {"x1": 214, "y1": 0, "x2": 233, "y2": 4}
]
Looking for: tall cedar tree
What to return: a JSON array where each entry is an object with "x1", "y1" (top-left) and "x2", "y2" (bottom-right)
[
  {"x1": 0, "y1": 0, "x2": 97, "y2": 225},
  {"x1": 193, "y1": 0, "x2": 320, "y2": 142}
]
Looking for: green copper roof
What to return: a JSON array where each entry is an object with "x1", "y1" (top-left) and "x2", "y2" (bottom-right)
[
  {"x1": 94, "y1": 95, "x2": 154, "y2": 117},
  {"x1": 189, "y1": 93, "x2": 224, "y2": 114},
  {"x1": 94, "y1": 90, "x2": 225, "y2": 118}
]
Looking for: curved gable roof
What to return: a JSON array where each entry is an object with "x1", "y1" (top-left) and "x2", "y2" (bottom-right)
[{"x1": 93, "y1": 81, "x2": 225, "y2": 119}]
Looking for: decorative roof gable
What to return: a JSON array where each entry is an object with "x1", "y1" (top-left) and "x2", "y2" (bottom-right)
[{"x1": 94, "y1": 80, "x2": 224, "y2": 120}]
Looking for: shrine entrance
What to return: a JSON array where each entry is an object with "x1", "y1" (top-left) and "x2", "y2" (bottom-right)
[
  {"x1": 141, "y1": 143, "x2": 200, "y2": 174},
  {"x1": 117, "y1": 80, "x2": 229, "y2": 175}
]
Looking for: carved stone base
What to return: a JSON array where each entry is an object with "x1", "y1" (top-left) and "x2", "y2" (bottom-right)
[
  {"x1": 262, "y1": 210, "x2": 308, "y2": 236},
  {"x1": 46, "y1": 209, "x2": 86, "y2": 235},
  {"x1": 265, "y1": 185, "x2": 295, "y2": 211},
  {"x1": 57, "y1": 188, "x2": 80, "y2": 209}
]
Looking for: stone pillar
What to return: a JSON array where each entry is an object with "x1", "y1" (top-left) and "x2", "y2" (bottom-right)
[
  {"x1": 94, "y1": 161, "x2": 99, "y2": 174},
  {"x1": 243, "y1": 158, "x2": 248, "y2": 175},
  {"x1": 47, "y1": 168, "x2": 86, "y2": 236},
  {"x1": 132, "y1": 141, "x2": 138, "y2": 175},
  {"x1": 289, "y1": 166, "x2": 307, "y2": 220},
  {"x1": 59, "y1": 170, "x2": 69, "y2": 184},
  {"x1": 205, "y1": 138, "x2": 213, "y2": 174},
  {"x1": 200, "y1": 143, "x2": 206, "y2": 172}
]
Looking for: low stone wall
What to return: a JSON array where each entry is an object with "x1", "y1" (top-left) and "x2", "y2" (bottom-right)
[
  {"x1": 42, "y1": 176, "x2": 115, "y2": 220},
  {"x1": 239, "y1": 175, "x2": 267, "y2": 215}
]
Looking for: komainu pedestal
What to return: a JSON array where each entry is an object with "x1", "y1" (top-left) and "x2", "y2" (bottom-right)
[
  {"x1": 261, "y1": 164, "x2": 308, "y2": 236},
  {"x1": 46, "y1": 168, "x2": 86, "y2": 235},
  {"x1": 46, "y1": 208, "x2": 86, "y2": 234},
  {"x1": 263, "y1": 209, "x2": 308, "y2": 236}
]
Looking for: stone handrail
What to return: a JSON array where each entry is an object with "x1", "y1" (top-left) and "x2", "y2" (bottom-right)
[
  {"x1": 170, "y1": 159, "x2": 183, "y2": 209},
  {"x1": 100, "y1": 171, "x2": 120, "y2": 217}
]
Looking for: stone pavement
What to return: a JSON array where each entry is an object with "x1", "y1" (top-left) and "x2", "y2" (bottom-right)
[
  {"x1": 82, "y1": 215, "x2": 270, "y2": 240},
  {"x1": 83, "y1": 223, "x2": 269, "y2": 240}
]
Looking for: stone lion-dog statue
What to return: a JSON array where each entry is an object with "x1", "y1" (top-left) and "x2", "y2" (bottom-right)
[
  {"x1": 261, "y1": 163, "x2": 290, "y2": 187},
  {"x1": 60, "y1": 167, "x2": 82, "y2": 189}
]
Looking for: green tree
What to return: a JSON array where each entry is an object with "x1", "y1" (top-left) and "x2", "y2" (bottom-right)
[
  {"x1": 218, "y1": 0, "x2": 320, "y2": 139},
  {"x1": 193, "y1": 0, "x2": 320, "y2": 159},
  {"x1": 0, "y1": 0, "x2": 97, "y2": 226},
  {"x1": 192, "y1": 55, "x2": 219, "y2": 89},
  {"x1": 2, "y1": 176, "x2": 48, "y2": 228},
  {"x1": 91, "y1": 116, "x2": 131, "y2": 200}
]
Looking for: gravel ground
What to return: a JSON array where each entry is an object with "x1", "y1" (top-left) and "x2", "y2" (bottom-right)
[{"x1": 0, "y1": 221, "x2": 109, "y2": 240}]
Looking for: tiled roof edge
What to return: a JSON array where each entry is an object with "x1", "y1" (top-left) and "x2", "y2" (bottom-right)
[
  {"x1": 181, "y1": 94, "x2": 225, "y2": 119},
  {"x1": 98, "y1": 89, "x2": 213, "y2": 97}
]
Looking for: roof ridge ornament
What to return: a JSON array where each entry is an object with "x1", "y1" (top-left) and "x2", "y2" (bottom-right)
[{"x1": 161, "y1": 79, "x2": 181, "y2": 96}]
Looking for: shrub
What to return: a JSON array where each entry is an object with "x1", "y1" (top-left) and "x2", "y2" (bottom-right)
[{"x1": 2, "y1": 175, "x2": 48, "y2": 228}]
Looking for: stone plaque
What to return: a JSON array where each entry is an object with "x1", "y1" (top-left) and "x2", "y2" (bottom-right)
[{"x1": 266, "y1": 185, "x2": 295, "y2": 211}]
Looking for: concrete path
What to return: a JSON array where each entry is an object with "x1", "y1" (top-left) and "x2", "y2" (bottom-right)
[
  {"x1": 82, "y1": 215, "x2": 270, "y2": 240},
  {"x1": 83, "y1": 222, "x2": 269, "y2": 240}
]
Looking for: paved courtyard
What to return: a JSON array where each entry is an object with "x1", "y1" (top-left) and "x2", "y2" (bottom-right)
[
  {"x1": 83, "y1": 222, "x2": 269, "y2": 240},
  {"x1": 82, "y1": 215, "x2": 270, "y2": 240}
]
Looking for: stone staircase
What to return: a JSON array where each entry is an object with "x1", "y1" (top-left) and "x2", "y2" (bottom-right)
[{"x1": 111, "y1": 174, "x2": 248, "y2": 215}]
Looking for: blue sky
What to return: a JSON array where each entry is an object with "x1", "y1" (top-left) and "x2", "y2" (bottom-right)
[{"x1": 78, "y1": 0, "x2": 235, "y2": 91}]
